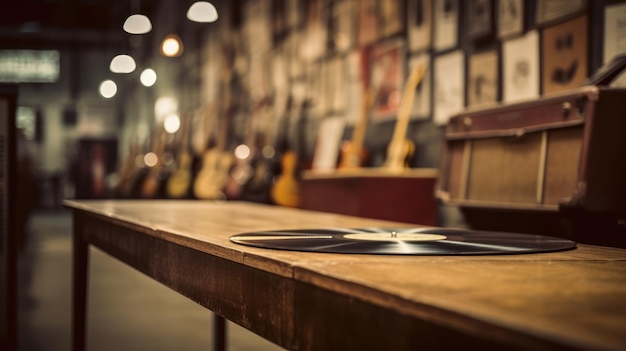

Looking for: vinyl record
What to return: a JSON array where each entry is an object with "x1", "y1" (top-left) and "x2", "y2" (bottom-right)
[{"x1": 229, "y1": 227, "x2": 577, "y2": 255}]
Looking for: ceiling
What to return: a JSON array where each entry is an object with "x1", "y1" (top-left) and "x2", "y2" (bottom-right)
[{"x1": 0, "y1": 0, "x2": 157, "y2": 49}]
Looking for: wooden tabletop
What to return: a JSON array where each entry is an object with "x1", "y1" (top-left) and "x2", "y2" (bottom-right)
[{"x1": 65, "y1": 200, "x2": 626, "y2": 350}]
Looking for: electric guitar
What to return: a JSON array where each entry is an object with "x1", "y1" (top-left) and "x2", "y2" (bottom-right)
[
  {"x1": 383, "y1": 62, "x2": 426, "y2": 172},
  {"x1": 337, "y1": 86, "x2": 377, "y2": 169}
]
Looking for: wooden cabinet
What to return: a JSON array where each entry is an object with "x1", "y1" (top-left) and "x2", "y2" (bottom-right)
[{"x1": 300, "y1": 168, "x2": 438, "y2": 226}]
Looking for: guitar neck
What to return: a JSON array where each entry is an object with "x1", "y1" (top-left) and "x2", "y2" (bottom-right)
[{"x1": 384, "y1": 62, "x2": 426, "y2": 170}]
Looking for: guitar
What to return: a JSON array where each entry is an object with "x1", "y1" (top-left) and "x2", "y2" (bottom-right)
[
  {"x1": 193, "y1": 105, "x2": 234, "y2": 200},
  {"x1": 141, "y1": 126, "x2": 172, "y2": 198},
  {"x1": 383, "y1": 62, "x2": 426, "y2": 172},
  {"x1": 223, "y1": 97, "x2": 271, "y2": 200},
  {"x1": 241, "y1": 95, "x2": 289, "y2": 204},
  {"x1": 166, "y1": 111, "x2": 194, "y2": 198},
  {"x1": 270, "y1": 98, "x2": 308, "y2": 207},
  {"x1": 115, "y1": 131, "x2": 142, "y2": 198},
  {"x1": 337, "y1": 86, "x2": 376, "y2": 169}
]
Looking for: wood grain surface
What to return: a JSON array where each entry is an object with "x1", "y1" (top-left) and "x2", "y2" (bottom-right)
[{"x1": 66, "y1": 200, "x2": 626, "y2": 350}]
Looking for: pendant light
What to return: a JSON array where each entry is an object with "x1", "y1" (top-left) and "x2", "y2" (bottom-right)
[{"x1": 187, "y1": 1, "x2": 219, "y2": 23}]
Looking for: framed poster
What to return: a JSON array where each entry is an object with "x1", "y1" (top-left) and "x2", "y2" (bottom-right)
[
  {"x1": 536, "y1": 0, "x2": 587, "y2": 25},
  {"x1": 408, "y1": 0, "x2": 433, "y2": 52},
  {"x1": 370, "y1": 40, "x2": 405, "y2": 121},
  {"x1": 409, "y1": 53, "x2": 432, "y2": 119},
  {"x1": 434, "y1": 50, "x2": 465, "y2": 125},
  {"x1": 379, "y1": 0, "x2": 405, "y2": 38},
  {"x1": 466, "y1": 0, "x2": 494, "y2": 40},
  {"x1": 434, "y1": 0, "x2": 459, "y2": 51},
  {"x1": 604, "y1": 2, "x2": 626, "y2": 64},
  {"x1": 497, "y1": 0, "x2": 524, "y2": 38},
  {"x1": 503, "y1": 30, "x2": 539, "y2": 102},
  {"x1": 329, "y1": 0, "x2": 355, "y2": 52},
  {"x1": 541, "y1": 15, "x2": 588, "y2": 94},
  {"x1": 357, "y1": 0, "x2": 379, "y2": 46},
  {"x1": 468, "y1": 50, "x2": 499, "y2": 106}
]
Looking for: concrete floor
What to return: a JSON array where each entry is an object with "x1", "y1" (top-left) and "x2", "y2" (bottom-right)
[{"x1": 17, "y1": 210, "x2": 286, "y2": 351}]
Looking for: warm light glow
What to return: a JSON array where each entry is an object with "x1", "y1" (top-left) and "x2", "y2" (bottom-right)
[
  {"x1": 163, "y1": 114, "x2": 181, "y2": 134},
  {"x1": 161, "y1": 34, "x2": 183, "y2": 57},
  {"x1": 187, "y1": 1, "x2": 219, "y2": 23},
  {"x1": 99, "y1": 80, "x2": 117, "y2": 98},
  {"x1": 144, "y1": 152, "x2": 158, "y2": 167},
  {"x1": 109, "y1": 54, "x2": 136, "y2": 73},
  {"x1": 140, "y1": 68, "x2": 157, "y2": 86},
  {"x1": 234, "y1": 144, "x2": 251, "y2": 160},
  {"x1": 154, "y1": 97, "x2": 178, "y2": 122},
  {"x1": 123, "y1": 14, "x2": 152, "y2": 34}
]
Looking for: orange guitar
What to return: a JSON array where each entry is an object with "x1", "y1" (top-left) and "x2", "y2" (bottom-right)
[
  {"x1": 338, "y1": 87, "x2": 376, "y2": 169},
  {"x1": 270, "y1": 98, "x2": 307, "y2": 207}
]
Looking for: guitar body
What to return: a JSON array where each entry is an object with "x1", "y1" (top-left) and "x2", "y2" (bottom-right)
[
  {"x1": 141, "y1": 166, "x2": 170, "y2": 199},
  {"x1": 223, "y1": 159, "x2": 254, "y2": 200},
  {"x1": 383, "y1": 139, "x2": 415, "y2": 171},
  {"x1": 193, "y1": 148, "x2": 233, "y2": 199},
  {"x1": 338, "y1": 140, "x2": 369, "y2": 169},
  {"x1": 270, "y1": 151, "x2": 300, "y2": 207},
  {"x1": 166, "y1": 150, "x2": 193, "y2": 198}
]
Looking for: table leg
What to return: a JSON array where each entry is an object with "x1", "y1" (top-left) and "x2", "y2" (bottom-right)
[
  {"x1": 213, "y1": 314, "x2": 227, "y2": 351},
  {"x1": 72, "y1": 217, "x2": 89, "y2": 351}
]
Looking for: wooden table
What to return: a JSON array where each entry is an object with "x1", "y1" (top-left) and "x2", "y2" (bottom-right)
[{"x1": 66, "y1": 200, "x2": 626, "y2": 351}]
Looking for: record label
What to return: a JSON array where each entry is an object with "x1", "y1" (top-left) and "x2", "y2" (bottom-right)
[{"x1": 229, "y1": 227, "x2": 577, "y2": 255}]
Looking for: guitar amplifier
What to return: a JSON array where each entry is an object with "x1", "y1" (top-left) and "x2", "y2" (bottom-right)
[{"x1": 436, "y1": 86, "x2": 626, "y2": 247}]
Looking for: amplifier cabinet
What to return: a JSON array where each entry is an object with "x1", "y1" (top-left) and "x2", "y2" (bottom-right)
[{"x1": 437, "y1": 86, "x2": 626, "y2": 218}]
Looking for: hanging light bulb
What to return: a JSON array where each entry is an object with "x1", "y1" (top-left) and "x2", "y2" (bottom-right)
[
  {"x1": 160, "y1": 34, "x2": 184, "y2": 57},
  {"x1": 109, "y1": 54, "x2": 136, "y2": 73},
  {"x1": 187, "y1": 1, "x2": 219, "y2": 23},
  {"x1": 140, "y1": 68, "x2": 157, "y2": 87},
  {"x1": 123, "y1": 14, "x2": 152, "y2": 34},
  {"x1": 99, "y1": 80, "x2": 117, "y2": 98}
]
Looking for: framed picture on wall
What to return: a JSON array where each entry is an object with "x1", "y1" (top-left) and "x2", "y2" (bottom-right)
[
  {"x1": 603, "y1": 2, "x2": 626, "y2": 65},
  {"x1": 329, "y1": 0, "x2": 355, "y2": 52},
  {"x1": 357, "y1": 0, "x2": 379, "y2": 46},
  {"x1": 408, "y1": 0, "x2": 433, "y2": 52},
  {"x1": 468, "y1": 50, "x2": 499, "y2": 106},
  {"x1": 541, "y1": 15, "x2": 588, "y2": 94},
  {"x1": 409, "y1": 53, "x2": 432, "y2": 119},
  {"x1": 466, "y1": 0, "x2": 494, "y2": 40},
  {"x1": 502, "y1": 30, "x2": 539, "y2": 102},
  {"x1": 379, "y1": 0, "x2": 405, "y2": 38},
  {"x1": 370, "y1": 40, "x2": 405, "y2": 121},
  {"x1": 433, "y1": 50, "x2": 465, "y2": 125},
  {"x1": 497, "y1": 0, "x2": 524, "y2": 38},
  {"x1": 536, "y1": 0, "x2": 587, "y2": 26},
  {"x1": 434, "y1": 0, "x2": 460, "y2": 52}
]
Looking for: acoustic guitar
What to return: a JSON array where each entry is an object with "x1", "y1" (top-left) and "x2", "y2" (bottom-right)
[
  {"x1": 383, "y1": 62, "x2": 426, "y2": 172},
  {"x1": 223, "y1": 97, "x2": 271, "y2": 200},
  {"x1": 193, "y1": 104, "x2": 234, "y2": 200},
  {"x1": 271, "y1": 98, "x2": 308, "y2": 208},
  {"x1": 141, "y1": 126, "x2": 173, "y2": 198},
  {"x1": 166, "y1": 111, "x2": 194, "y2": 198}
]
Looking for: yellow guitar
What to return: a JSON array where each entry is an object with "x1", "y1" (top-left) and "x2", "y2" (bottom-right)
[
  {"x1": 383, "y1": 62, "x2": 426, "y2": 172},
  {"x1": 166, "y1": 112, "x2": 194, "y2": 198}
]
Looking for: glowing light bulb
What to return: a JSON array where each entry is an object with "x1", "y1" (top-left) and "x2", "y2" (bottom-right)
[
  {"x1": 187, "y1": 2, "x2": 219, "y2": 23},
  {"x1": 99, "y1": 80, "x2": 117, "y2": 98},
  {"x1": 123, "y1": 14, "x2": 152, "y2": 34},
  {"x1": 140, "y1": 68, "x2": 157, "y2": 87}
]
